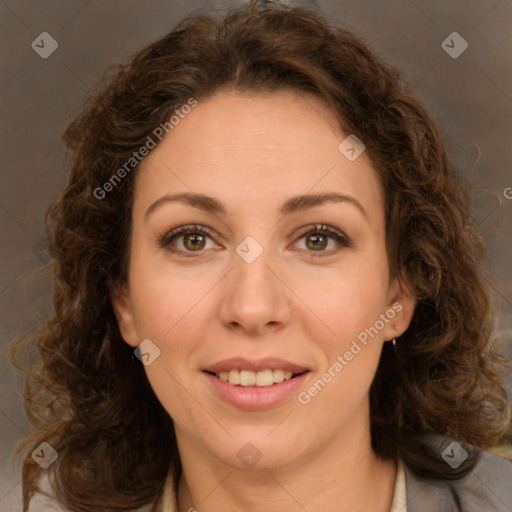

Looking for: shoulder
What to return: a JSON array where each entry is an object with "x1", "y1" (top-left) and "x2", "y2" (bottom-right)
[{"x1": 404, "y1": 451, "x2": 512, "y2": 512}]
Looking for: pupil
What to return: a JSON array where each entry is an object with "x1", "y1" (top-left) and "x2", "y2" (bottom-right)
[
  {"x1": 308, "y1": 234, "x2": 327, "y2": 250},
  {"x1": 185, "y1": 234, "x2": 205, "y2": 250}
]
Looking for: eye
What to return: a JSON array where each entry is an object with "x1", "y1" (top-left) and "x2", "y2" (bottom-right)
[
  {"x1": 292, "y1": 223, "x2": 351, "y2": 255},
  {"x1": 159, "y1": 224, "x2": 219, "y2": 254},
  {"x1": 159, "y1": 223, "x2": 351, "y2": 257}
]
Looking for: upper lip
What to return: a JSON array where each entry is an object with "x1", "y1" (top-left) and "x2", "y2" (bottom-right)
[{"x1": 203, "y1": 357, "x2": 310, "y2": 374}]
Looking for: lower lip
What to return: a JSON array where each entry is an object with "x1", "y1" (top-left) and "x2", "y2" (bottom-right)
[{"x1": 204, "y1": 372, "x2": 309, "y2": 411}]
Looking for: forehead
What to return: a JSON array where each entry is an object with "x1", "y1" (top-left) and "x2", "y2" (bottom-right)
[
  {"x1": 150, "y1": 89, "x2": 344, "y2": 164},
  {"x1": 133, "y1": 89, "x2": 383, "y2": 223}
]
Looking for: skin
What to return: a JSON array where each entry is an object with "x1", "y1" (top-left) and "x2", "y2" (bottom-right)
[{"x1": 112, "y1": 88, "x2": 416, "y2": 512}]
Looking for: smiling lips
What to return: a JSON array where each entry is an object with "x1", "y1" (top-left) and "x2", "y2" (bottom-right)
[
  {"x1": 218, "y1": 368, "x2": 295, "y2": 387},
  {"x1": 203, "y1": 357, "x2": 310, "y2": 388}
]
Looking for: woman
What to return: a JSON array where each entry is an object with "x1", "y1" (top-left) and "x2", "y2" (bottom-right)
[{"x1": 10, "y1": 1, "x2": 512, "y2": 511}]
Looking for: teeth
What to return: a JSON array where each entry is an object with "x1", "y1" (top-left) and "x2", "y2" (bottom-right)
[
  {"x1": 273, "y1": 369, "x2": 284, "y2": 383},
  {"x1": 240, "y1": 370, "x2": 256, "y2": 386},
  {"x1": 256, "y1": 369, "x2": 273, "y2": 387},
  {"x1": 228, "y1": 369, "x2": 240, "y2": 385},
  {"x1": 216, "y1": 369, "x2": 298, "y2": 387}
]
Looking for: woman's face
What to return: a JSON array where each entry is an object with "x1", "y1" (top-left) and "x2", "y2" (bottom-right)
[{"x1": 112, "y1": 88, "x2": 415, "y2": 471}]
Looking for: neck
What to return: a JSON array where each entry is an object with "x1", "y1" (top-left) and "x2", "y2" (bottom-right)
[{"x1": 175, "y1": 426, "x2": 397, "y2": 512}]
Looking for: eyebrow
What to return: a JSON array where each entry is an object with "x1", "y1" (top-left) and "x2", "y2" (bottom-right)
[{"x1": 144, "y1": 192, "x2": 368, "y2": 222}]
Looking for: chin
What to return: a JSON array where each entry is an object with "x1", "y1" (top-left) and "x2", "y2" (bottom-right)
[{"x1": 206, "y1": 428, "x2": 312, "y2": 472}]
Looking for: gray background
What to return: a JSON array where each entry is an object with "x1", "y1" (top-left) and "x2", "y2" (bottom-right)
[{"x1": 1, "y1": 0, "x2": 511, "y2": 509}]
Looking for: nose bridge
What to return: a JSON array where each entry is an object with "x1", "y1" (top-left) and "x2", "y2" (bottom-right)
[
  {"x1": 218, "y1": 234, "x2": 290, "y2": 332},
  {"x1": 233, "y1": 234, "x2": 278, "y2": 305}
]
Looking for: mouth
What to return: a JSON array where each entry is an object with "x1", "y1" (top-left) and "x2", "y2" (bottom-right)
[
  {"x1": 205, "y1": 368, "x2": 309, "y2": 388},
  {"x1": 202, "y1": 357, "x2": 311, "y2": 410}
]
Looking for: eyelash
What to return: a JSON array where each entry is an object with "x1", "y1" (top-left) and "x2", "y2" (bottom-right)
[{"x1": 159, "y1": 223, "x2": 351, "y2": 257}]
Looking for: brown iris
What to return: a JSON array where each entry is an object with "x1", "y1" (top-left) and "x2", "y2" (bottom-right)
[
  {"x1": 306, "y1": 234, "x2": 328, "y2": 250},
  {"x1": 183, "y1": 233, "x2": 206, "y2": 251}
]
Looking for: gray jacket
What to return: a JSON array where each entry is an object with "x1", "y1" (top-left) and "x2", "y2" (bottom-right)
[
  {"x1": 28, "y1": 449, "x2": 512, "y2": 511},
  {"x1": 404, "y1": 451, "x2": 512, "y2": 511}
]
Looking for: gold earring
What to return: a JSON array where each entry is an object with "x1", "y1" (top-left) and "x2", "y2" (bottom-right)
[{"x1": 391, "y1": 338, "x2": 397, "y2": 348}]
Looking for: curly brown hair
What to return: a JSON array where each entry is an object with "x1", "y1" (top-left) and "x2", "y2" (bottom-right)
[{"x1": 9, "y1": 1, "x2": 511, "y2": 510}]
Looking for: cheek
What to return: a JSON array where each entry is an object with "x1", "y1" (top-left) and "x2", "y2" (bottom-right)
[
  {"x1": 294, "y1": 260, "x2": 390, "y2": 341},
  {"x1": 291, "y1": 258, "x2": 390, "y2": 402},
  {"x1": 296, "y1": 272, "x2": 388, "y2": 415},
  {"x1": 128, "y1": 246, "x2": 214, "y2": 341}
]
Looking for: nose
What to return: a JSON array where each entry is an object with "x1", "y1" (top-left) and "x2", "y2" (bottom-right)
[{"x1": 217, "y1": 242, "x2": 292, "y2": 336}]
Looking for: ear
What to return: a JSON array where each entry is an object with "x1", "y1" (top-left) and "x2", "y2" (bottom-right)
[
  {"x1": 382, "y1": 273, "x2": 416, "y2": 342},
  {"x1": 109, "y1": 280, "x2": 139, "y2": 348}
]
